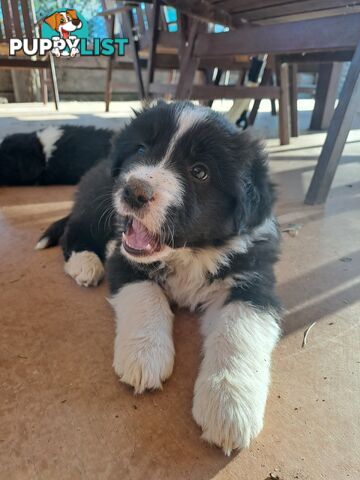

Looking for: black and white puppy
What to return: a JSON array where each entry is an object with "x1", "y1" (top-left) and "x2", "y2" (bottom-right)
[
  {"x1": 0, "y1": 125, "x2": 113, "y2": 185},
  {"x1": 37, "y1": 101, "x2": 282, "y2": 455}
]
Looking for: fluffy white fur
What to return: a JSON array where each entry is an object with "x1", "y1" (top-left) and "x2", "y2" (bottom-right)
[
  {"x1": 105, "y1": 239, "x2": 117, "y2": 259},
  {"x1": 110, "y1": 281, "x2": 175, "y2": 393},
  {"x1": 34, "y1": 236, "x2": 50, "y2": 250},
  {"x1": 114, "y1": 164, "x2": 184, "y2": 238},
  {"x1": 64, "y1": 250, "x2": 104, "y2": 287},
  {"x1": 193, "y1": 300, "x2": 281, "y2": 455},
  {"x1": 162, "y1": 106, "x2": 209, "y2": 164},
  {"x1": 158, "y1": 217, "x2": 278, "y2": 312},
  {"x1": 36, "y1": 126, "x2": 63, "y2": 162}
]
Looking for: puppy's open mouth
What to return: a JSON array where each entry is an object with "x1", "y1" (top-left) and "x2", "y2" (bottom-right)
[{"x1": 122, "y1": 218, "x2": 162, "y2": 257}]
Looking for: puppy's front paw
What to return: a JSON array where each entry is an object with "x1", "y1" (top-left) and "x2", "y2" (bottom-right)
[
  {"x1": 64, "y1": 251, "x2": 104, "y2": 287},
  {"x1": 113, "y1": 332, "x2": 175, "y2": 394},
  {"x1": 192, "y1": 374, "x2": 264, "y2": 455}
]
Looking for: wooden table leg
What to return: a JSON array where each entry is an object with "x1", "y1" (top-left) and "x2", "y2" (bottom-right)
[
  {"x1": 309, "y1": 62, "x2": 342, "y2": 130},
  {"x1": 289, "y1": 64, "x2": 298, "y2": 137},
  {"x1": 279, "y1": 63, "x2": 290, "y2": 145},
  {"x1": 305, "y1": 42, "x2": 360, "y2": 205},
  {"x1": 49, "y1": 55, "x2": 59, "y2": 111}
]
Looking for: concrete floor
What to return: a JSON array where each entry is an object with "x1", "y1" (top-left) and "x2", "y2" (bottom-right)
[{"x1": 0, "y1": 102, "x2": 359, "y2": 480}]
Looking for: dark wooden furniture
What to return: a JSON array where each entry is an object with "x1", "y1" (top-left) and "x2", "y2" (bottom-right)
[
  {"x1": 100, "y1": 1, "x2": 257, "y2": 114},
  {"x1": 0, "y1": 0, "x2": 59, "y2": 109},
  {"x1": 156, "y1": 0, "x2": 360, "y2": 204}
]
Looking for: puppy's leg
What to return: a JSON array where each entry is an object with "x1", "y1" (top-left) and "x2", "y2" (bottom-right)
[
  {"x1": 110, "y1": 281, "x2": 175, "y2": 394},
  {"x1": 193, "y1": 298, "x2": 280, "y2": 455},
  {"x1": 61, "y1": 160, "x2": 114, "y2": 287}
]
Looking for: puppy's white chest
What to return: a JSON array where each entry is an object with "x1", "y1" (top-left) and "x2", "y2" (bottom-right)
[{"x1": 159, "y1": 249, "x2": 230, "y2": 311}]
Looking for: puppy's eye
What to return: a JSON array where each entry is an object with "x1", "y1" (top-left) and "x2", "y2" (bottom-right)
[
  {"x1": 60, "y1": 18, "x2": 65, "y2": 23},
  {"x1": 136, "y1": 145, "x2": 146, "y2": 154},
  {"x1": 191, "y1": 163, "x2": 208, "y2": 181}
]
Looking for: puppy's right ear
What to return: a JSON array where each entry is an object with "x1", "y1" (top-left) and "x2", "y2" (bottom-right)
[
  {"x1": 131, "y1": 108, "x2": 140, "y2": 118},
  {"x1": 44, "y1": 14, "x2": 58, "y2": 31}
]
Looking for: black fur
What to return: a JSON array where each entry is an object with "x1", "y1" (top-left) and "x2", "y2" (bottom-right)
[
  {"x1": 0, "y1": 125, "x2": 113, "y2": 185},
  {"x1": 40, "y1": 101, "x2": 281, "y2": 315}
]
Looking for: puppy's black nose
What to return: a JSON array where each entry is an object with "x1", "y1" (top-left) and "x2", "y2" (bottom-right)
[
  {"x1": 122, "y1": 177, "x2": 154, "y2": 209},
  {"x1": 72, "y1": 18, "x2": 80, "y2": 26}
]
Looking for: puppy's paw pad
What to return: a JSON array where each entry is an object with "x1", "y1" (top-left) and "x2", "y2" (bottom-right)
[
  {"x1": 113, "y1": 337, "x2": 174, "y2": 394},
  {"x1": 192, "y1": 378, "x2": 263, "y2": 455},
  {"x1": 64, "y1": 251, "x2": 104, "y2": 287}
]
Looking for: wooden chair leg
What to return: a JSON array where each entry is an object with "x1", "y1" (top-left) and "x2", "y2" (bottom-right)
[
  {"x1": 175, "y1": 21, "x2": 203, "y2": 99},
  {"x1": 39, "y1": 68, "x2": 48, "y2": 105},
  {"x1": 124, "y1": 11, "x2": 145, "y2": 100},
  {"x1": 305, "y1": 42, "x2": 360, "y2": 205},
  {"x1": 289, "y1": 64, "x2": 298, "y2": 137},
  {"x1": 105, "y1": 57, "x2": 114, "y2": 112},
  {"x1": 248, "y1": 68, "x2": 271, "y2": 126},
  {"x1": 270, "y1": 72, "x2": 277, "y2": 115},
  {"x1": 207, "y1": 68, "x2": 222, "y2": 108},
  {"x1": 145, "y1": 0, "x2": 160, "y2": 97},
  {"x1": 279, "y1": 63, "x2": 290, "y2": 145},
  {"x1": 105, "y1": 15, "x2": 115, "y2": 112},
  {"x1": 48, "y1": 55, "x2": 59, "y2": 110},
  {"x1": 310, "y1": 62, "x2": 342, "y2": 130}
]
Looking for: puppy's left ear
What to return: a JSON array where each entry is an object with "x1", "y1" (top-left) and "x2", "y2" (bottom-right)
[
  {"x1": 66, "y1": 9, "x2": 78, "y2": 19},
  {"x1": 233, "y1": 131, "x2": 275, "y2": 232}
]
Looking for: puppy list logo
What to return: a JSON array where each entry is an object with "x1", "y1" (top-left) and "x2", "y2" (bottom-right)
[{"x1": 9, "y1": 8, "x2": 128, "y2": 58}]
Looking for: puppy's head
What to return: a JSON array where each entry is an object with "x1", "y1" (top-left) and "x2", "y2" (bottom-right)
[
  {"x1": 111, "y1": 101, "x2": 275, "y2": 264},
  {"x1": 0, "y1": 133, "x2": 45, "y2": 185},
  {"x1": 44, "y1": 10, "x2": 81, "y2": 38}
]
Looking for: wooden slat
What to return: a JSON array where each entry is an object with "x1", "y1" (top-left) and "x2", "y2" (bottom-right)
[
  {"x1": 247, "y1": 6, "x2": 360, "y2": 26},
  {"x1": 162, "y1": 0, "x2": 238, "y2": 28},
  {"x1": 20, "y1": 0, "x2": 34, "y2": 39},
  {"x1": 231, "y1": 0, "x2": 360, "y2": 19},
  {"x1": 1, "y1": 0, "x2": 15, "y2": 38},
  {"x1": 195, "y1": 14, "x2": 360, "y2": 57},
  {"x1": 150, "y1": 83, "x2": 280, "y2": 99},
  {"x1": 214, "y1": 0, "x2": 350, "y2": 13},
  {"x1": 277, "y1": 51, "x2": 354, "y2": 63},
  {"x1": 0, "y1": 58, "x2": 47, "y2": 68},
  {"x1": 10, "y1": 0, "x2": 23, "y2": 37},
  {"x1": 305, "y1": 40, "x2": 360, "y2": 204}
]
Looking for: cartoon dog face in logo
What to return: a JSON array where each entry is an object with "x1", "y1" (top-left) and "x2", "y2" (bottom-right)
[{"x1": 44, "y1": 9, "x2": 82, "y2": 57}]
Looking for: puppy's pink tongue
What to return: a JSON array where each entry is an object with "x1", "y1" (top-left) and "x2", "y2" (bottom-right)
[{"x1": 125, "y1": 219, "x2": 152, "y2": 250}]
